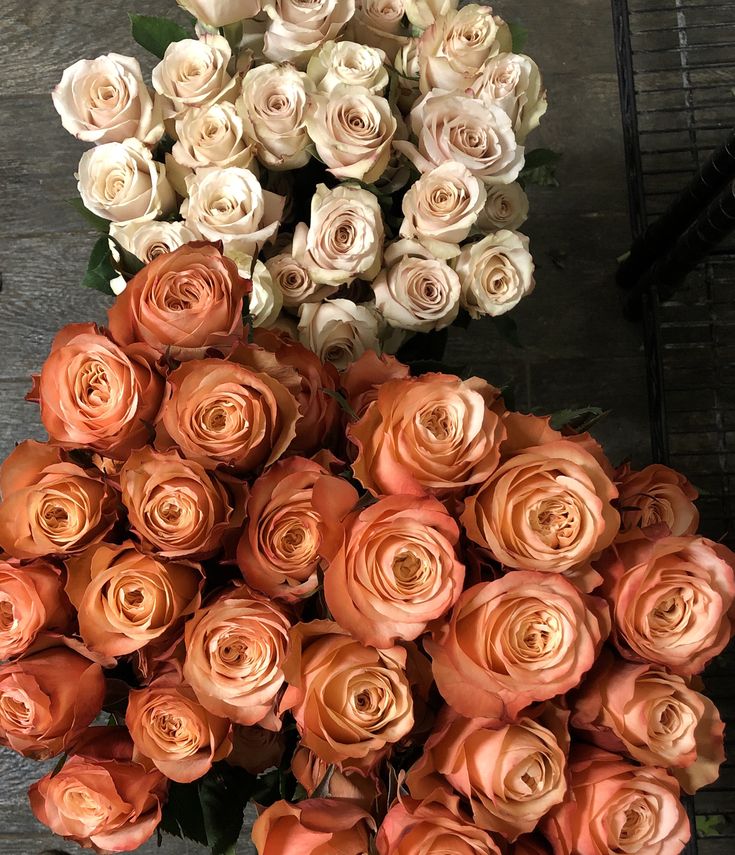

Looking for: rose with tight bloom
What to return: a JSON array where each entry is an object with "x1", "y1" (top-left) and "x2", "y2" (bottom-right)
[{"x1": 616, "y1": 462, "x2": 699, "y2": 540}]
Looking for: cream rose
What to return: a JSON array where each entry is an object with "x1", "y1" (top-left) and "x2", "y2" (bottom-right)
[
  {"x1": 262, "y1": 0, "x2": 355, "y2": 68},
  {"x1": 473, "y1": 53, "x2": 547, "y2": 144},
  {"x1": 455, "y1": 229, "x2": 535, "y2": 318},
  {"x1": 405, "y1": 0, "x2": 456, "y2": 30},
  {"x1": 307, "y1": 40, "x2": 389, "y2": 94},
  {"x1": 477, "y1": 182, "x2": 529, "y2": 231},
  {"x1": 298, "y1": 299, "x2": 381, "y2": 370},
  {"x1": 347, "y1": 0, "x2": 409, "y2": 61},
  {"x1": 171, "y1": 101, "x2": 254, "y2": 178},
  {"x1": 265, "y1": 252, "x2": 337, "y2": 310},
  {"x1": 226, "y1": 251, "x2": 284, "y2": 328},
  {"x1": 53, "y1": 54, "x2": 163, "y2": 145},
  {"x1": 77, "y1": 139, "x2": 175, "y2": 224},
  {"x1": 177, "y1": 0, "x2": 262, "y2": 27},
  {"x1": 109, "y1": 221, "x2": 199, "y2": 267},
  {"x1": 394, "y1": 38, "x2": 421, "y2": 113}
]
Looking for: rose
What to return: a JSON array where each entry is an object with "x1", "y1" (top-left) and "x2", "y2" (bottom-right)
[
  {"x1": 0, "y1": 441, "x2": 117, "y2": 559},
  {"x1": 349, "y1": 372, "x2": 505, "y2": 497},
  {"x1": 400, "y1": 162, "x2": 487, "y2": 260},
  {"x1": 228, "y1": 725, "x2": 286, "y2": 773},
  {"x1": 616, "y1": 463, "x2": 699, "y2": 539},
  {"x1": 126, "y1": 682, "x2": 232, "y2": 783},
  {"x1": 425, "y1": 573, "x2": 609, "y2": 722},
  {"x1": 262, "y1": 0, "x2": 356, "y2": 68},
  {"x1": 107, "y1": 242, "x2": 250, "y2": 360},
  {"x1": 31, "y1": 323, "x2": 163, "y2": 459},
  {"x1": 292, "y1": 747, "x2": 378, "y2": 806},
  {"x1": 171, "y1": 102, "x2": 254, "y2": 176},
  {"x1": 53, "y1": 54, "x2": 163, "y2": 145},
  {"x1": 307, "y1": 40, "x2": 389, "y2": 93},
  {"x1": 281, "y1": 620, "x2": 414, "y2": 768},
  {"x1": 601, "y1": 535, "x2": 735, "y2": 675},
  {"x1": 341, "y1": 349, "x2": 411, "y2": 417},
  {"x1": 237, "y1": 456, "x2": 358, "y2": 601},
  {"x1": 298, "y1": 299, "x2": 381, "y2": 370},
  {"x1": 65, "y1": 541, "x2": 202, "y2": 657},
  {"x1": 292, "y1": 183, "x2": 384, "y2": 286},
  {"x1": 462, "y1": 438, "x2": 619, "y2": 578},
  {"x1": 543, "y1": 746, "x2": 690, "y2": 855},
  {"x1": 252, "y1": 799, "x2": 374, "y2": 855},
  {"x1": 478, "y1": 182, "x2": 529, "y2": 232},
  {"x1": 347, "y1": 0, "x2": 409, "y2": 60},
  {"x1": 394, "y1": 38, "x2": 421, "y2": 113},
  {"x1": 265, "y1": 251, "x2": 336, "y2": 309},
  {"x1": 29, "y1": 727, "x2": 167, "y2": 852},
  {"x1": 77, "y1": 138, "x2": 175, "y2": 224},
  {"x1": 405, "y1": 0, "x2": 456, "y2": 29},
  {"x1": 238, "y1": 63, "x2": 314, "y2": 170},
  {"x1": 120, "y1": 447, "x2": 235, "y2": 558},
  {"x1": 306, "y1": 86, "x2": 396, "y2": 183},
  {"x1": 177, "y1": 0, "x2": 262, "y2": 27},
  {"x1": 230, "y1": 254, "x2": 283, "y2": 328},
  {"x1": 0, "y1": 647, "x2": 104, "y2": 759},
  {"x1": 110, "y1": 221, "x2": 199, "y2": 267},
  {"x1": 324, "y1": 494, "x2": 465, "y2": 647},
  {"x1": 372, "y1": 239, "x2": 461, "y2": 332}
]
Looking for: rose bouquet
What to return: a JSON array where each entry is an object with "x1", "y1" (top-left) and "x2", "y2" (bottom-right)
[
  {"x1": 52, "y1": 0, "x2": 553, "y2": 368},
  {"x1": 0, "y1": 241, "x2": 731, "y2": 854}
]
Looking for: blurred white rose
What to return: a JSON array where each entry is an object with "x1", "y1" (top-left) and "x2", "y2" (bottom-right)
[
  {"x1": 262, "y1": 0, "x2": 355, "y2": 68},
  {"x1": 226, "y1": 250, "x2": 284, "y2": 327},
  {"x1": 109, "y1": 221, "x2": 198, "y2": 266},
  {"x1": 405, "y1": 0, "x2": 456, "y2": 30},
  {"x1": 298, "y1": 299, "x2": 381, "y2": 369},
  {"x1": 306, "y1": 40, "x2": 388, "y2": 93},
  {"x1": 477, "y1": 182, "x2": 529, "y2": 232},
  {"x1": 265, "y1": 252, "x2": 338, "y2": 311},
  {"x1": 177, "y1": 0, "x2": 262, "y2": 27}
]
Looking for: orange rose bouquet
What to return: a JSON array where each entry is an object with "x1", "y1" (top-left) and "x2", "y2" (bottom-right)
[{"x1": 1, "y1": 242, "x2": 732, "y2": 855}]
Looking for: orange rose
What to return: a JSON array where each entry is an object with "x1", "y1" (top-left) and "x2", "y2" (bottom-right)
[
  {"x1": 252, "y1": 798, "x2": 375, "y2": 855},
  {"x1": 228, "y1": 725, "x2": 286, "y2": 774},
  {"x1": 29, "y1": 726, "x2": 167, "y2": 852},
  {"x1": 349, "y1": 373, "x2": 505, "y2": 497},
  {"x1": 340, "y1": 350, "x2": 411, "y2": 418},
  {"x1": 65, "y1": 540, "x2": 202, "y2": 657},
  {"x1": 0, "y1": 647, "x2": 104, "y2": 759},
  {"x1": 237, "y1": 457, "x2": 358, "y2": 601},
  {"x1": 512, "y1": 835, "x2": 554, "y2": 855},
  {"x1": 291, "y1": 746, "x2": 378, "y2": 808},
  {"x1": 0, "y1": 558, "x2": 72, "y2": 659},
  {"x1": 107, "y1": 242, "x2": 250, "y2": 360},
  {"x1": 543, "y1": 746, "x2": 690, "y2": 855},
  {"x1": 572, "y1": 650, "x2": 724, "y2": 794},
  {"x1": 616, "y1": 463, "x2": 699, "y2": 539},
  {"x1": 183, "y1": 585, "x2": 291, "y2": 728},
  {"x1": 281, "y1": 620, "x2": 414, "y2": 770},
  {"x1": 126, "y1": 680, "x2": 232, "y2": 783},
  {"x1": 0, "y1": 441, "x2": 117, "y2": 559},
  {"x1": 120, "y1": 447, "x2": 235, "y2": 558},
  {"x1": 29, "y1": 323, "x2": 163, "y2": 459},
  {"x1": 601, "y1": 535, "x2": 735, "y2": 675},
  {"x1": 324, "y1": 494, "x2": 465, "y2": 648},
  {"x1": 425, "y1": 573, "x2": 609, "y2": 723}
]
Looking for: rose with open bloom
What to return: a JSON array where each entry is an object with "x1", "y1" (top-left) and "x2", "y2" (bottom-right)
[
  {"x1": 349, "y1": 372, "x2": 505, "y2": 497},
  {"x1": 601, "y1": 534, "x2": 735, "y2": 675},
  {"x1": 177, "y1": 0, "x2": 262, "y2": 27},
  {"x1": 53, "y1": 54, "x2": 163, "y2": 145},
  {"x1": 262, "y1": 0, "x2": 356, "y2": 67},
  {"x1": 171, "y1": 101, "x2": 253, "y2": 176},
  {"x1": 31, "y1": 323, "x2": 163, "y2": 460},
  {"x1": 65, "y1": 540, "x2": 202, "y2": 657},
  {"x1": 324, "y1": 494, "x2": 465, "y2": 647},
  {"x1": 426, "y1": 573, "x2": 609, "y2": 722},
  {"x1": 543, "y1": 746, "x2": 690, "y2": 855},
  {"x1": 307, "y1": 40, "x2": 388, "y2": 93},
  {"x1": 616, "y1": 463, "x2": 699, "y2": 539},
  {"x1": 238, "y1": 456, "x2": 358, "y2": 601},
  {"x1": 406, "y1": 0, "x2": 456, "y2": 29},
  {"x1": 347, "y1": 0, "x2": 408, "y2": 60},
  {"x1": 341, "y1": 349, "x2": 411, "y2": 417},
  {"x1": 0, "y1": 647, "x2": 104, "y2": 759},
  {"x1": 29, "y1": 727, "x2": 167, "y2": 852},
  {"x1": 107, "y1": 242, "x2": 250, "y2": 360},
  {"x1": 0, "y1": 441, "x2": 116, "y2": 559},
  {"x1": 110, "y1": 221, "x2": 199, "y2": 267},
  {"x1": 281, "y1": 620, "x2": 414, "y2": 769},
  {"x1": 183, "y1": 585, "x2": 291, "y2": 728},
  {"x1": 478, "y1": 182, "x2": 529, "y2": 232},
  {"x1": 265, "y1": 251, "x2": 334, "y2": 309},
  {"x1": 298, "y1": 299, "x2": 381, "y2": 371}
]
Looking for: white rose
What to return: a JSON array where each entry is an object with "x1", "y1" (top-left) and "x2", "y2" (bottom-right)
[
  {"x1": 53, "y1": 54, "x2": 164, "y2": 146},
  {"x1": 265, "y1": 252, "x2": 338, "y2": 310},
  {"x1": 109, "y1": 221, "x2": 198, "y2": 265},
  {"x1": 306, "y1": 86, "x2": 396, "y2": 183},
  {"x1": 454, "y1": 229, "x2": 535, "y2": 318},
  {"x1": 181, "y1": 166, "x2": 285, "y2": 254},
  {"x1": 77, "y1": 139, "x2": 176, "y2": 224},
  {"x1": 171, "y1": 101, "x2": 254, "y2": 177},
  {"x1": 298, "y1": 299, "x2": 381, "y2": 369},
  {"x1": 226, "y1": 250, "x2": 284, "y2": 327},
  {"x1": 177, "y1": 0, "x2": 262, "y2": 27},
  {"x1": 400, "y1": 161, "x2": 486, "y2": 260},
  {"x1": 372, "y1": 239, "x2": 460, "y2": 332},
  {"x1": 237, "y1": 63, "x2": 314, "y2": 170},
  {"x1": 405, "y1": 0, "x2": 456, "y2": 30},
  {"x1": 262, "y1": 0, "x2": 355, "y2": 68},
  {"x1": 395, "y1": 90, "x2": 524, "y2": 185},
  {"x1": 477, "y1": 182, "x2": 529, "y2": 232},
  {"x1": 394, "y1": 38, "x2": 421, "y2": 113},
  {"x1": 306, "y1": 40, "x2": 388, "y2": 94},
  {"x1": 346, "y1": 0, "x2": 408, "y2": 60},
  {"x1": 292, "y1": 183, "x2": 384, "y2": 286}
]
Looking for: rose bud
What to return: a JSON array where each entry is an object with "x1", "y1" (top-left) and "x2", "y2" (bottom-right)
[
  {"x1": 29, "y1": 727, "x2": 167, "y2": 852},
  {"x1": 340, "y1": 350, "x2": 410, "y2": 418},
  {"x1": 0, "y1": 441, "x2": 117, "y2": 560},
  {"x1": 0, "y1": 647, "x2": 104, "y2": 759},
  {"x1": 228, "y1": 725, "x2": 286, "y2": 774},
  {"x1": 291, "y1": 746, "x2": 378, "y2": 809},
  {"x1": 616, "y1": 462, "x2": 699, "y2": 539}
]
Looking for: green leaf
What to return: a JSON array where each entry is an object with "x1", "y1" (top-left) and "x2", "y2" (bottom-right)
[
  {"x1": 109, "y1": 236, "x2": 145, "y2": 276},
  {"x1": 696, "y1": 814, "x2": 727, "y2": 837},
  {"x1": 81, "y1": 236, "x2": 118, "y2": 295},
  {"x1": 322, "y1": 388, "x2": 358, "y2": 421},
  {"x1": 508, "y1": 20, "x2": 528, "y2": 53},
  {"x1": 489, "y1": 314, "x2": 523, "y2": 348},
  {"x1": 50, "y1": 753, "x2": 68, "y2": 778},
  {"x1": 520, "y1": 148, "x2": 562, "y2": 187},
  {"x1": 158, "y1": 781, "x2": 209, "y2": 847},
  {"x1": 199, "y1": 767, "x2": 249, "y2": 855},
  {"x1": 129, "y1": 14, "x2": 190, "y2": 59},
  {"x1": 549, "y1": 406, "x2": 608, "y2": 433},
  {"x1": 67, "y1": 198, "x2": 110, "y2": 233}
]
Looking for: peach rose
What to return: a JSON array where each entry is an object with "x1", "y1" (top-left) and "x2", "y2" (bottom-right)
[
  {"x1": 0, "y1": 441, "x2": 117, "y2": 559},
  {"x1": 601, "y1": 534, "x2": 735, "y2": 675},
  {"x1": 228, "y1": 724, "x2": 286, "y2": 774},
  {"x1": 292, "y1": 746, "x2": 378, "y2": 807},
  {"x1": 0, "y1": 559, "x2": 72, "y2": 660},
  {"x1": 543, "y1": 747, "x2": 690, "y2": 855},
  {"x1": 120, "y1": 447, "x2": 235, "y2": 558},
  {"x1": 262, "y1": 0, "x2": 356, "y2": 68},
  {"x1": 349, "y1": 373, "x2": 505, "y2": 497},
  {"x1": 238, "y1": 457, "x2": 357, "y2": 601},
  {"x1": 252, "y1": 798, "x2": 374, "y2": 855},
  {"x1": 65, "y1": 541, "x2": 202, "y2": 657},
  {"x1": 616, "y1": 463, "x2": 699, "y2": 539},
  {"x1": 281, "y1": 620, "x2": 414, "y2": 769},
  {"x1": 298, "y1": 299, "x2": 381, "y2": 371},
  {"x1": 341, "y1": 350, "x2": 411, "y2": 417},
  {"x1": 426, "y1": 573, "x2": 609, "y2": 722},
  {"x1": 183, "y1": 585, "x2": 291, "y2": 728},
  {"x1": 31, "y1": 323, "x2": 163, "y2": 459},
  {"x1": 29, "y1": 727, "x2": 167, "y2": 852},
  {"x1": 572, "y1": 651, "x2": 724, "y2": 794},
  {"x1": 324, "y1": 494, "x2": 464, "y2": 647},
  {"x1": 0, "y1": 647, "x2": 104, "y2": 759},
  {"x1": 107, "y1": 242, "x2": 251, "y2": 360}
]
